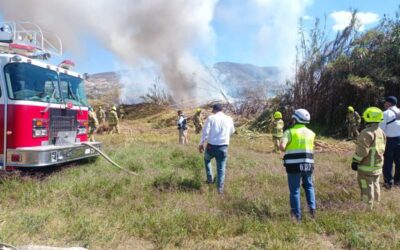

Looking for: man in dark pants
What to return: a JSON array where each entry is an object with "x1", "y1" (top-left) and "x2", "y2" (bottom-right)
[{"x1": 379, "y1": 96, "x2": 400, "y2": 189}]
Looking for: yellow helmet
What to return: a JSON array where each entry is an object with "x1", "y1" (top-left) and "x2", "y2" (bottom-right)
[
  {"x1": 348, "y1": 106, "x2": 355, "y2": 112},
  {"x1": 112, "y1": 106, "x2": 117, "y2": 111},
  {"x1": 196, "y1": 108, "x2": 202, "y2": 113},
  {"x1": 274, "y1": 111, "x2": 282, "y2": 119},
  {"x1": 362, "y1": 107, "x2": 383, "y2": 123}
]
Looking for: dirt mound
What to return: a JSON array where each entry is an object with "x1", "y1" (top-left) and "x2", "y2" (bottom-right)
[
  {"x1": 124, "y1": 103, "x2": 170, "y2": 120},
  {"x1": 315, "y1": 140, "x2": 354, "y2": 154}
]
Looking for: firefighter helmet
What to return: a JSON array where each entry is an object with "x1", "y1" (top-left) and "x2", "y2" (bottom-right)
[
  {"x1": 292, "y1": 109, "x2": 310, "y2": 124},
  {"x1": 348, "y1": 106, "x2": 355, "y2": 112},
  {"x1": 112, "y1": 106, "x2": 117, "y2": 111},
  {"x1": 273, "y1": 111, "x2": 282, "y2": 119},
  {"x1": 362, "y1": 107, "x2": 383, "y2": 123}
]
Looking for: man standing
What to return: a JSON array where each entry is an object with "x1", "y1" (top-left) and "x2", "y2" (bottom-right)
[
  {"x1": 192, "y1": 108, "x2": 204, "y2": 134},
  {"x1": 108, "y1": 106, "x2": 120, "y2": 134},
  {"x1": 98, "y1": 106, "x2": 106, "y2": 125},
  {"x1": 269, "y1": 111, "x2": 284, "y2": 153},
  {"x1": 88, "y1": 107, "x2": 99, "y2": 142},
  {"x1": 199, "y1": 104, "x2": 235, "y2": 194},
  {"x1": 177, "y1": 110, "x2": 188, "y2": 145},
  {"x1": 379, "y1": 96, "x2": 400, "y2": 189},
  {"x1": 352, "y1": 107, "x2": 386, "y2": 208},
  {"x1": 346, "y1": 106, "x2": 361, "y2": 140},
  {"x1": 280, "y1": 109, "x2": 316, "y2": 221}
]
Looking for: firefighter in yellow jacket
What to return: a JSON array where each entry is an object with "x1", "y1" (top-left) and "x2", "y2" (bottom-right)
[
  {"x1": 351, "y1": 107, "x2": 386, "y2": 208},
  {"x1": 108, "y1": 106, "x2": 120, "y2": 134},
  {"x1": 88, "y1": 107, "x2": 99, "y2": 142},
  {"x1": 192, "y1": 108, "x2": 204, "y2": 134},
  {"x1": 269, "y1": 111, "x2": 284, "y2": 152},
  {"x1": 346, "y1": 106, "x2": 361, "y2": 140}
]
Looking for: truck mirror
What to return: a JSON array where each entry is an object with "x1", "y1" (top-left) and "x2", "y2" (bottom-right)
[{"x1": 0, "y1": 24, "x2": 13, "y2": 43}]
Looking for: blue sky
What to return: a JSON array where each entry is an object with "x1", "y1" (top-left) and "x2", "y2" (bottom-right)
[{"x1": 4, "y1": 0, "x2": 400, "y2": 74}]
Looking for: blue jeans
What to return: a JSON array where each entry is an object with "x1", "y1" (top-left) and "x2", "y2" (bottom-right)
[
  {"x1": 204, "y1": 144, "x2": 228, "y2": 193},
  {"x1": 383, "y1": 137, "x2": 400, "y2": 185},
  {"x1": 287, "y1": 172, "x2": 316, "y2": 220}
]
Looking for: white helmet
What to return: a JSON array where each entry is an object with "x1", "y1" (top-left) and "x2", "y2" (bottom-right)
[{"x1": 292, "y1": 109, "x2": 310, "y2": 124}]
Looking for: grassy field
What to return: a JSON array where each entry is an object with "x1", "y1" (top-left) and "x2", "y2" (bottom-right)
[{"x1": 1, "y1": 109, "x2": 400, "y2": 249}]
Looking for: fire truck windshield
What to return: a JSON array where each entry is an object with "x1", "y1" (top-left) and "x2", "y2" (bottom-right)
[
  {"x1": 59, "y1": 73, "x2": 89, "y2": 106},
  {"x1": 5, "y1": 63, "x2": 61, "y2": 103},
  {"x1": 4, "y1": 63, "x2": 88, "y2": 106}
]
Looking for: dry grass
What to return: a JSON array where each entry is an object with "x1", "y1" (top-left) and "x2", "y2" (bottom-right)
[{"x1": 0, "y1": 105, "x2": 399, "y2": 249}]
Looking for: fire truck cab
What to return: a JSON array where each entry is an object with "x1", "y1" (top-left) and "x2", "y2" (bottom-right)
[{"x1": 0, "y1": 21, "x2": 101, "y2": 170}]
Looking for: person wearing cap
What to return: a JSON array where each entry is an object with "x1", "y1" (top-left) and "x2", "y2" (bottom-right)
[
  {"x1": 108, "y1": 106, "x2": 120, "y2": 134},
  {"x1": 269, "y1": 111, "x2": 285, "y2": 153},
  {"x1": 280, "y1": 108, "x2": 316, "y2": 221},
  {"x1": 345, "y1": 106, "x2": 361, "y2": 140},
  {"x1": 88, "y1": 107, "x2": 99, "y2": 142},
  {"x1": 177, "y1": 110, "x2": 188, "y2": 145},
  {"x1": 199, "y1": 104, "x2": 235, "y2": 194},
  {"x1": 379, "y1": 96, "x2": 400, "y2": 189},
  {"x1": 192, "y1": 108, "x2": 204, "y2": 134},
  {"x1": 352, "y1": 107, "x2": 386, "y2": 208}
]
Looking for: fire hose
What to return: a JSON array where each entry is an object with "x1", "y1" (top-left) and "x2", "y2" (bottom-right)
[{"x1": 81, "y1": 142, "x2": 138, "y2": 176}]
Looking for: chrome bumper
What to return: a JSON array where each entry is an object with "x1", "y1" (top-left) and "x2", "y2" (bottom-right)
[{"x1": 5, "y1": 142, "x2": 102, "y2": 167}]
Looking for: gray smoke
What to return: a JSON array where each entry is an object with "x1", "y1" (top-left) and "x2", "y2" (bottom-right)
[{"x1": 0, "y1": 0, "x2": 221, "y2": 104}]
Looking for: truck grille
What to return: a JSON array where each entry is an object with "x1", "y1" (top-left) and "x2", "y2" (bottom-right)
[{"x1": 49, "y1": 109, "x2": 78, "y2": 144}]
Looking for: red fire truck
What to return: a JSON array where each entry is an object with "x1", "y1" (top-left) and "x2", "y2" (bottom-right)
[{"x1": 0, "y1": 21, "x2": 101, "y2": 170}]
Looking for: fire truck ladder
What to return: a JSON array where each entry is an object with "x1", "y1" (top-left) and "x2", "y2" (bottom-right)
[{"x1": 0, "y1": 21, "x2": 63, "y2": 58}]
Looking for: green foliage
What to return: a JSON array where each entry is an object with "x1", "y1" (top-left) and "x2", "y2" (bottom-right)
[{"x1": 283, "y1": 10, "x2": 400, "y2": 134}]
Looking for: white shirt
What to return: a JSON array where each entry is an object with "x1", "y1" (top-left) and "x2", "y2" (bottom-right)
[
  {"x1": 379, "y1": 106, "x2": 400, "y2": 137},
  {"x1": 199, "y1": 111, "x2": 235, "y2": 146},
  {"x1": 177, "y1": 115, "x2": 185, "y2": 126}
]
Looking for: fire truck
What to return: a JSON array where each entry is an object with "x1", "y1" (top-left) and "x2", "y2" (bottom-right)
[{"x1": 0, "y1": 21, "x2": 101, "y2": 170}]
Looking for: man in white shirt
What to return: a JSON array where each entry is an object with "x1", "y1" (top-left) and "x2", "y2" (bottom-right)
[
  {"x1": 379, "y1": 96, "x2": 400, "y2": 189},
  {"x1": 199, "y1": 103, "x2": 235, "y2": 194}
]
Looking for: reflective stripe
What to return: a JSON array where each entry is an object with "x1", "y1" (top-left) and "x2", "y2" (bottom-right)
[
  {"x1": 352, "y1": 154, "x2": 363, "y2": 162},
  {"x1": 370, "y1": 147, "x2": 376, "y2": 168},
  {"x1": 284, "y1": 158, "x2": 314, "y2": 164},
  {"x1": 359, "y1": 165, "x2": 381, "y2": 172},
  {"x1": 360, "y1": 179, "x2": 367, "y2": 189},
  {"x1": 285, "y1": 149, "x2": 314, "y2": 154}
]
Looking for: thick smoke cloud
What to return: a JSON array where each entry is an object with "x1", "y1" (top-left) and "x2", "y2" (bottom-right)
[{"x1": 0, "y1": 0, "x2": 220, "y2": 104}]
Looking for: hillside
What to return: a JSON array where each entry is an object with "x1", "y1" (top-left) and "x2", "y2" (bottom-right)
[
  {"x1": 84, "y1": 62, "x2": 285, "y2": 104},
  {"x1": 213, "y1": 62, "x2": 284, "y2": 98}
]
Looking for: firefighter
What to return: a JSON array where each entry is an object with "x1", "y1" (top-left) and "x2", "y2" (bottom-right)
[
  {"x1": 269, "y1": 111, "x2": 284, "y2": 153},
  {"x1": 119, "y1": 105, "x2": 126, "y2": 120},
  {"x1": 346, "y1": 106, "x2": 361, "y2": 140},
  {"x1": 108, "y1": 106, "x2": 120, "y2": 134},
  {"x1": 352, "y1": 107, "x2": 386, "y2": 208},
  {"x1": 177, "y1": 110, "x2": 188, "y2": 145},
  {"x1": 88, "y1": 107, "x2": 99, "y2": 142},
  {"x1": 280, "y1": 109, "x2": 316, "y2": 221},
  {"x1": 98, "y1": 106, "x2": 106, "y2": 124},
  {"x1": 192, "y1": 108, "x2": 204, "y2": 134}
]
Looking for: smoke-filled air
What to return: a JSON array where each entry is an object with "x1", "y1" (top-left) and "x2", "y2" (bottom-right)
[{"x1": 0, "y1": 0, "x2": 310, "y2": 105}]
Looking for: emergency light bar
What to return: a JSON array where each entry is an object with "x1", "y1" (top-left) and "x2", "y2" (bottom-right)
[{"x1": 58, "y1": 59, "x2": 75, "y2": 70}]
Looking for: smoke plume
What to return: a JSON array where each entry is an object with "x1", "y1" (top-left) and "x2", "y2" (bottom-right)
[{"x1": 0, "y1": 0, "x2": 220, "y2": 105}]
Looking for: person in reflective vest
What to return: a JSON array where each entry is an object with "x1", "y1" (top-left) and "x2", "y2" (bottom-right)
[
  {"x1": 280, "y1": 108, "x2": 316, "y2": 221},
  {"x1": 352, "y1": 107, "x2": 386, "y2": 208},
  {"x1": 269, "y1": 111, "x2": 284, "y2": 153}
]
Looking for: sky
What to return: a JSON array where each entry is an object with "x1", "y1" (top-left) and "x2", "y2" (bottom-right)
[{"x1": 2, "y1": 0, "x2": 400, "y2": 74}]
